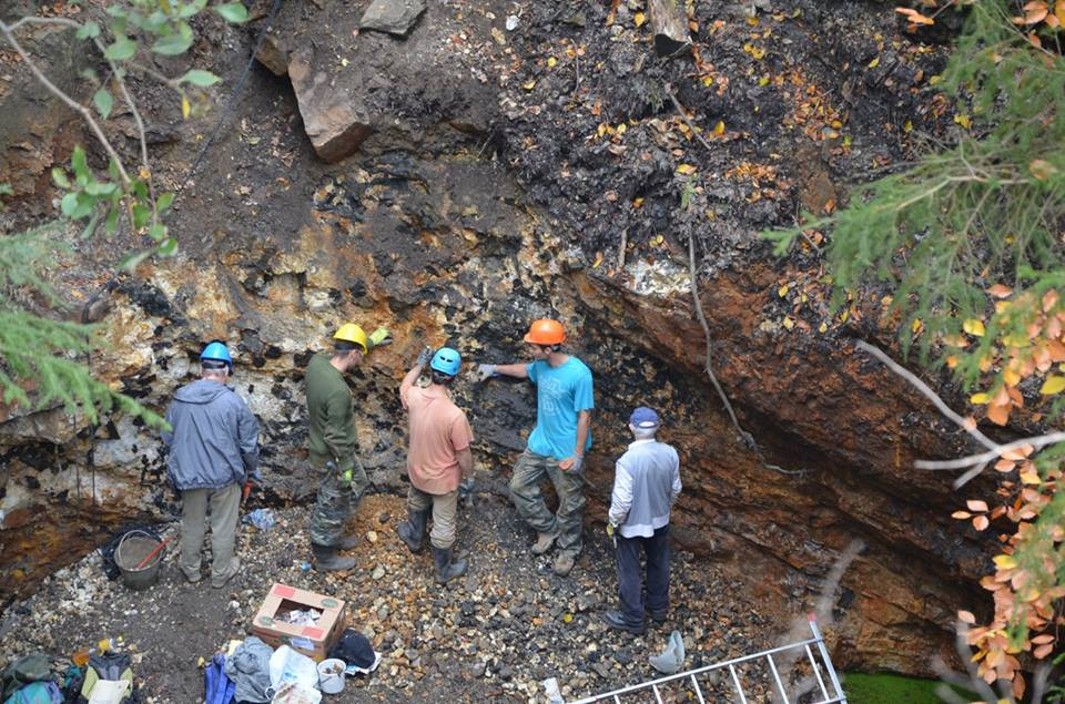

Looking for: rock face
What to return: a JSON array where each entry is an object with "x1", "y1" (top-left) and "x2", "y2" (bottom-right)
[{"x1": 0, "y1": 0, "x2": 983, "y2": 679}]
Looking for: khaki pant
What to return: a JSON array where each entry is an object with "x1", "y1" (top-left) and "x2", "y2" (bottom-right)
[
  {"x1": 180, "y1": 482, "x2": 240, "y2": 583},
  {"x1": 407, "y1": 485, "x2": 459, "y2": 549}
]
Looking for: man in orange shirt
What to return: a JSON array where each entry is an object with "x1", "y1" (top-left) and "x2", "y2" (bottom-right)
[{"x1": 397, "y1": 346, "x2": 474, "y2": 583}]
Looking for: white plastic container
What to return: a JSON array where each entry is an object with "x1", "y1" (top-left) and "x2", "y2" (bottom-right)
[{"x1": 316, "y1": 658, "x2": 346, "y2": 695}]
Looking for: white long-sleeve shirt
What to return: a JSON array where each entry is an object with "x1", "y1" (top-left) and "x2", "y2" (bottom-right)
[{"x1": 608, "y1": 438, "x2": 681, "y2": 538}]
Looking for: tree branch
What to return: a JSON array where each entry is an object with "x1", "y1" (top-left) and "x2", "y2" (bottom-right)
[{"x1": 0, "y1": 19, "x2": 131, "y2": 185}]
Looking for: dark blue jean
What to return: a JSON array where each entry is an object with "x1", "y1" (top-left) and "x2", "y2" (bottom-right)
[{"x1": 616, "y1": 524, "x2": 670, "y2": 625}]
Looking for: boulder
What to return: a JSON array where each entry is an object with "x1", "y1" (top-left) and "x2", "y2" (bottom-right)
[{"x1": 360, "y1": 0, "x2": 427, "y2": 36}]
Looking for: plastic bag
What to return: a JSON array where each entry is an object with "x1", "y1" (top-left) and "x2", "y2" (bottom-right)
[
  {"x1": 269, "y1": 682, "x2": 320, "y2": 704},
  {"x1": 267, "y1": 647, "x2": 317, "y2": 693}
]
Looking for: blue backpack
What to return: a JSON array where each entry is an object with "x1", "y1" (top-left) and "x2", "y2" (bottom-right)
[{"x1": 204, "y1": 654, "x2": 235, "y2": 704}]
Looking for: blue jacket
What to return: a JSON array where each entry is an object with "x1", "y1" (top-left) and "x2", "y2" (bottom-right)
[{"x1": 162, "y1": 379, "x2": 260, "y2": 491}]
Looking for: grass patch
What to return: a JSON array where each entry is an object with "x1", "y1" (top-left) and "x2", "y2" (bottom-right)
[{"x1": 843, "y1": 672, "x2": 951, "y2": 703}]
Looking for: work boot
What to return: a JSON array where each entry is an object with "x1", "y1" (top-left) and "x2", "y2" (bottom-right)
[
  {"x1": 431, "y1": 546, "x2": 468, "y2": 584},
  {"x1": 312, "y1": 543, "x2": 355, "y2": 572},
  {"x1": 601, "y1": 610, "x2": 646, "y2": 635},
  {"x1": 531, "y1": 530, "x2": 558, "y2": 556},
  {"x1": 397, "y1": 509, "x2": 428, "y2": 553},
  {"x1": 553, "y1": 552, "x2": 576, "y2": 577}
]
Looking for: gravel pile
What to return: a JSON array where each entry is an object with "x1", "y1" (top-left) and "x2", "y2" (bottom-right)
[{"x1": 0, "y1": 482, "x2": 782, "y2": 703}]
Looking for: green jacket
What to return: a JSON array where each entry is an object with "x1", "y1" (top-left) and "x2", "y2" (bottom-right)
[{"x1": 305, "y1": 353, "x2": 358, "y2": 471}]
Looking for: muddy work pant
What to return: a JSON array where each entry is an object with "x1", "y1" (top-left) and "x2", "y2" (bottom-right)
[
  {"x1": 407, "y1": 485, "x2": 459, "y2": 550},
  {"x1": 616, "y1": 524, "x2": 670, "y2": 625},
  {"x1": 309, "y1": 458, "x2": 368, "y2": 547},
  {"x1": 180, "y1": 482, "x2": 241, "y2": 583},
  {"x1": 509, "y1": 450, "x2": 586, "y2": 557}
]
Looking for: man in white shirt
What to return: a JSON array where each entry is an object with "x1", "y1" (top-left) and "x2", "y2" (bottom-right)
[{"x1": 601, "y1": 407, "x2": 682, "y2": 635}]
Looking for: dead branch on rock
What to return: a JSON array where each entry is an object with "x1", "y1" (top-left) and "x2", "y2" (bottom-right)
[
  {"x1": 665, "y1": 85, "x2": 714, "y2": 153},
  {"x1": 851, "y1": 340, "x2": 1056, "y2": 488},
  {"x1": 687, "y1": 234, "x2": 806, "y2": 475}
]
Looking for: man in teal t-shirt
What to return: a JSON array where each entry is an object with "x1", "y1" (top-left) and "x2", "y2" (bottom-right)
[{"x1": 476, "y1": 319, "x2": 594, "y2": 576}]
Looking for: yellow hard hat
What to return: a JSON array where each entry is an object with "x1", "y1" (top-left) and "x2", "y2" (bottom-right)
[{"x1": 333, "y1": 323, "x2": 368, "y2": 352}]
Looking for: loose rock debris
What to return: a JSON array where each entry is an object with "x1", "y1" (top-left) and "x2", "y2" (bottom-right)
[{"x1": 0, "y1": 491, "x2": 781, "y2": 702}]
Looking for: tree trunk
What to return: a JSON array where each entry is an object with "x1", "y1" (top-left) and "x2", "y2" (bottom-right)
[{"x1": 648, "y1": 0, "x2": 691, "y2": 58}]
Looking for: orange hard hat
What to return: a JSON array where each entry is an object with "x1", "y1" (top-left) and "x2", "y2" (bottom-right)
[{"x1": 523, "y1": 319, "x2": 565, "y2": 345}]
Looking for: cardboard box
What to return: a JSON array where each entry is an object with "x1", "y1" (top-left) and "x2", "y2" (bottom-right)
[{"x1": 251, "y1": 583, "x2": 347, "y2": 661}]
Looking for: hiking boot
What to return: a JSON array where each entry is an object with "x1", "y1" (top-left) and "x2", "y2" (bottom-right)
[
  {"x1": 553, "y1": 552, "x2": 576, "y2": 576},
  {"x1": 649, "y1": 610, "x2": 668, "y2": 625},
  {"x1": 531, "y1": 531, "x2": 558, "y2": 556},
  {"x1": 431, "y1": 546, "x2": 468, "y2": 584},
  {"x1": 337, "y1": 534, "x2": 359, "y2": 551},
  {"x1": 211, "y1": 557, "x2": 240, "y2": 589},
  {"x1": 601, "y1": 610, "x2": 646, "y2": 635},
  {"x1": 312, "y1": 543, "x2": 355, "y2": 572},
  {"x1": 397, "y1": 509, "x2": 428, "y2": 553}
]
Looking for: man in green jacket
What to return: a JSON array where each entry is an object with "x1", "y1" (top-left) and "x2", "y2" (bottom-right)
[{"x1": 305, "y1": 322, "x2": 389, "y2": 570}]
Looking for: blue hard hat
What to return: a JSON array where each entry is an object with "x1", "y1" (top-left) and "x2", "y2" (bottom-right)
[
  {"x1": 430, "y1": 347, "x2": 461, "y2": 377},
  {"x1": 200, "y1": 341, "x2": 233, "y2": 369}
]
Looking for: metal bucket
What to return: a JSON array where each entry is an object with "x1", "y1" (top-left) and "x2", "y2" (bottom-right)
[{"x1": 114, "y1": 530, "x2": 165, "y2": 590}]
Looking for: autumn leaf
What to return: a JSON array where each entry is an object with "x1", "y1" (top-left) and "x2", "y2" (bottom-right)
[
  {"x1": 973, "y1": 515, "x2": 990, "y2": 531},
  {"x1": 958, "y1": 610, "x2": 976, "y2": 624},
  {"x1": 676, "y1": 164, "x2": 697, "y2": 175},
  {"x1": 970, "y1": 392, "x2": 990, "y2": 404},
  {"x1": 1039, "y1": 376, "x2": 1065, "y2": 395},
  {"x1": 988, "y1": 284, "x2": 1013, "y2": 298},
  {"x1": 967, "y1": 499, "x2": 989, "y2": 512},
  {"x1": 895, "y1": 7, "x2": 935, "y2": 25},
  {"x1": 963, "y1": 318, "x2": 986, "y2": 336},
  {"x1": 994, "y1": 554, "x2": 1018, "y2": 569},
  {"x1": 634, "y1": 11, "x2": 647, "y2": 27},
  {"x1": 987, "y1": 401, "x2": 1011, "y2": 426},
  {"x1": 952, "y1": 510, "x2": 973, "y2": 519},
  {"x1": 1028, "y1": 159, "x2": 1058, "y2": 180}
]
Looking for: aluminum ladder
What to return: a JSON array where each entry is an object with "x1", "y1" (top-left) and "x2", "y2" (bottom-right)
[{"x1": 566, "y1": 615, "x2": 847, "y2": 704}]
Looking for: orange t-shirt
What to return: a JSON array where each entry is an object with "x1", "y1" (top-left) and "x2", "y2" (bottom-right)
[{"x1": 401, "y1": 385, "x2": 474, "y2": 494}]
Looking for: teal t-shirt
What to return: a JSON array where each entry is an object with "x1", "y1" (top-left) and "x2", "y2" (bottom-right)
[{"x1": 526, "y1": 356, "x2": 594, "y2": 460}]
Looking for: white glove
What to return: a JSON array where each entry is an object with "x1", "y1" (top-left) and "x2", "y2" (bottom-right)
[{"x1": 476, "y1": 364, "x2": 498, "y2": 381}]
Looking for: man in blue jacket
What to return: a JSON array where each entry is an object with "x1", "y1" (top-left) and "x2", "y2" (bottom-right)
[
  {"x1": 163, "y1": 341, "x2": 260, "y2": 588},
  {"x1": 602, "y1": 407, "x2": 682, "y2": 634}
]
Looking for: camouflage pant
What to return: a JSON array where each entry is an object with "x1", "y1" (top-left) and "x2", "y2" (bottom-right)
[
  {"x1": 509, "y1": 450, "x2": 586, "y2": 557},
  {"x1": 309, "y1": 458, "x2": 368, "y2": 547}
]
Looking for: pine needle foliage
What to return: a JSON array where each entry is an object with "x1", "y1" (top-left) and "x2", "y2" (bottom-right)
[
  {"x1": 0, "y1": 227, "x2": 163, "y2": 427},
  {"x1": 766, "y1": 1, "x2": 1065, "y2": 377},
  {"x1": 766, "y1": 1, "x2": 1065, "y2": 698}
]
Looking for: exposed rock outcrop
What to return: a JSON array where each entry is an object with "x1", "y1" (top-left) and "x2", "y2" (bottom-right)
[{"x1": 0, "y1": 0, "x2": 982, "y2": 679}]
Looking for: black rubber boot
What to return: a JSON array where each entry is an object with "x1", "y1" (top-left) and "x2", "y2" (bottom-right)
[
  {"x1": 337, "y1": 534, "x2": 359, "y2": 550},
  {"x1": 432, "y1": 546, "x2": 467, "y2": 584},
  {"x1": 397, "y1": 509, "x2": 428, "y2": 553},
  {"x1": 312, "y1": 543, "x2": 355, "y2": 571}
]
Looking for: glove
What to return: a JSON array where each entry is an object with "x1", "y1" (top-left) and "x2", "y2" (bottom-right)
[
  {"x1": 606, "y1": 523, "x2": 617, "y2": 548},
  {"x1": 368, "y1": 326, "x2": 392, "y2": 349},
  {"x1": 416, "y1": 346, "x2": 433, "y2": 367},
  {"x1": 459, "y1": 477, "x2": 475, "y2": 507},
  {"x1": 560, "y1": 454, "x2": 583, "y2": 473},
  {"x1": 476, "y1": 363, "x2": 498, "y2": 381}
]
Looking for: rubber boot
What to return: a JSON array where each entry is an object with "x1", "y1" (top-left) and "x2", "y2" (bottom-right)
[
  {"x1": 397, "y1": 509, "x2": 428, "y2": 553},
  {"x1": 337, "y1": 534, "x2": 359, "y2": 550},
  {"x1": 432, "y1": 546, "x2": 467, "y2": 584},
  {"x1": 312, "y1": 543, "x2": 355, "y2": 571}
]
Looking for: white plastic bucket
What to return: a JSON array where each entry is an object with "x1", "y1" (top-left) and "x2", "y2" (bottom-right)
[{"x1": 316, "y1": 658, "x2": 346, "y2": 695}]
